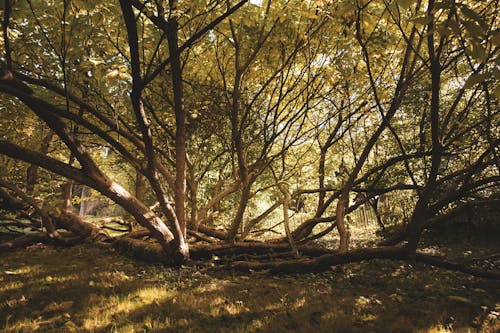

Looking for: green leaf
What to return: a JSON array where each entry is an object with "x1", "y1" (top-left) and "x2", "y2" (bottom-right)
[
  {"x1": 492, "y1": 68, "x2": 500, "y2": 80},
  {"x1": 436, "y1": 23, "x2": 453, "y2": 37},
  {"x1": 300, "y1": 11, "x2": 319, "y2": 20},
  {"x1": 434, "y1": 2, "x2": 453, "y2": 10},
  {"x1": 412, "y1": 15, "x2": 433, "y2": 26},
  {"x1": 463, "y1": 72, "x2": 488, "y2": 89},
  {"x1": 460, "y1": 6, "x2": 488, "y2": 31},
  {"x1": 491, "y1": 31, "x2": 500, "y2": 46},
  {"x1": 396, "y1": 0, "x2": 413, "y2": 9},
  {"x1": 494, "y1": 85, "x2": 500, "y2": 101},
  {"x1": 463, "y1": 20, "x2": 485, "y2": 38},
  {"x1": 465, "y1": 41, "x2": 488, "y2": 62}
]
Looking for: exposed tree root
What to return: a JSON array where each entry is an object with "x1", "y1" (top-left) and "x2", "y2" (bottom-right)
[
  {"x1": 188, "y1": 229, "x2": 216, "y2": 243},
  {"x1": 0, "y1": 232, "x2": 82, "y2": 250},
  {"x1": 112, "y1": 237, "x2": 164, "y2": 263},
  {"x1": 190, "y1": 241, "x2": 332, "y2": 260},
  {"x1": 196, "y1": 224, "x2": 228, "y2": 241},
  {"x1": 51, "y1": 210, "x2": 111, "y2": 242},
  {"x1": 232, "y1": 246, "x2": 408, "y2": 273},
  {"x1": 0, "y1": 210, "x2": 112, "y2": 251},
  {"x1": 94, "y1": 216, "x2": 131, "y2": 232},
  {"x1": 413, "y1": 253, "x2": 500, "y2": 279},
  {"x1": 232, "y1": 246, "x2": 500, "y2": 279}
]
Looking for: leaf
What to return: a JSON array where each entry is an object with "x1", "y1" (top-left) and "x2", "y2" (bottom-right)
[
  {"x1": 463, "y1": 72, "x2": 488, "y2": 89},
  {"x1": 436, "y1": 23, "x2": 453, "y2": 37},
  {"x1": 88, "y1": 57, "x2": 104, "y2": 66},
  {"x1": 492, "y1": 68, "x2": 500, "y2": 80},
  {"x1": 434, "y1": 2, "x2": 453, "y2": 10},
  {"x1": 106, "y1": 69, "x2": 119, "y2": 78},
  {"x1": 494, "y1": 85, "x2": 500, "y2": 101},
  {"x1": 396, "y1": 0, "x2": 412, "y2": 9},
  {"x1": 460, "y1": 6, "x2": 488, "y2": 31},
  {"x1": 301, "y1": 11, "x2": 319, "y2": 20},
  {"x1": 447, "y1": 295, "x2": 472, "y2": 304},
  {"x1": 465, "y1": 41, "x2": 488, "y2": 62},
  {"x1": 118, "y1": 72, "x2": 132, "y2": 80},
  {"x1": 412, "y1": 15, "x2": 433, "y2": 26},
  {"x1": 463, "y1": 20, "x2": 485, "y2": 38},
  {"x1": 491, "y1": 31, "x2": 500, "y2": 46}
]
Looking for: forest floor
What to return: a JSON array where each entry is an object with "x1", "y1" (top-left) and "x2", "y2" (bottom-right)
[{"x1": 0, "y1": 222, "x2": 499, "y2": 332}]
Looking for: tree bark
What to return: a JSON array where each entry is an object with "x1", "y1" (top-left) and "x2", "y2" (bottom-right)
[
  {"x1": 166, "y1": 8, "x2": 189, "y2": 260},
  {"x1": 0, "y1": 179, "x2": 58, "y2": 237},
  {"x1": 51, "y1": 209, "x2": 110, "y2": 242}
]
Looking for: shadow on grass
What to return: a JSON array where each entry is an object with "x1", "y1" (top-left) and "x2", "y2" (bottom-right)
[{"x1": 0, "y1": 244, "x2": 499, "y2": 332}]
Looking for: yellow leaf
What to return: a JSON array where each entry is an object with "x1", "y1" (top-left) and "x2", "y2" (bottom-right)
[
  {"x1": 119, "y1": 72, "x2": 132, "y2": 80},
  {"x1": 494, "y1": 85, "x2": 500, "y2": 101},
  {"x1": 413, "y1": 15, "x2": 432, "y2": 26},
  {"x1": 491, "y1": 31, "x2": 500, "y2": 46},
  {"x1": 396, "y1": 0, "x2": 412, "y2": 9},
  {"x1": 301, "y1": 11, "x2": 318, "y2": 20},
  {"x1": 106, "y1": 69, "x2": 119, "y2": 78}
]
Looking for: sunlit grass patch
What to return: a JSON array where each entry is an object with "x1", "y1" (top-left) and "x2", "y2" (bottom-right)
[
  {"x1": 0, "y1": 281, "x2": 24, "y2": 293},
  {"x1": 0, "y1": 242, "x2": 498, "y2": 332},
  {"x1": 80, "y1": 286, "x2": 172, "y2": 330}
]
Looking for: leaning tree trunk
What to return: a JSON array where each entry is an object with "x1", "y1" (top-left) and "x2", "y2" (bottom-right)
[{"x1": 50, "y1": 209, "x2": 110, "y2": 242}]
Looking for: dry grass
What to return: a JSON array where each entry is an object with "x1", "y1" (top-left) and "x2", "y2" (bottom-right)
[{"x1": 0, "y1": 234, "x2": 499, "y2": 332}]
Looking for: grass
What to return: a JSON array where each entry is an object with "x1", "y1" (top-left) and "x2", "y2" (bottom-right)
[{"x1": 0, "y1": 224, "x2": 499, "y2": 332}]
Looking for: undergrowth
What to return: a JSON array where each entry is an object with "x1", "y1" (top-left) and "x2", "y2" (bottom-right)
[{"x1": 0, "y1": 222, "x2": 499, "y2": 332}]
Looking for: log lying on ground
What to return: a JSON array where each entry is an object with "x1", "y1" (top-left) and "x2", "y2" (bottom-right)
[
  {"x1": 124, "y1": 228, "x2": 151, "y2": 239},
  {"x1": 111, "y1": 233, "x2": 333, "y2": 263},
  {"x1": 94, "y1": 216, "x2": 131, "y2": 232},
  {"x1": 190, "y1": 241, "x2": 332, "y2": 260},
  {"x1": 232, "y1": 246, "x2": 407, "y2": 273},
  {"x1": 0, "y1": 210, "x2": 112, "y2": 250},
  {"x1": 0, "y1": 231, "x2": 82, "y2": 250},
  {"x1": 232, "y1": 246, "x2": 500, "y2": 279},
  {"x1": 0, "y1": 232, "x2": 54, "y2": 250},
  {"x1": 51, "y1": 210, "x2": 111, "y2": 242},
  {"x1": 112, "y1": 236, "x2": 164, "y2": 263}
]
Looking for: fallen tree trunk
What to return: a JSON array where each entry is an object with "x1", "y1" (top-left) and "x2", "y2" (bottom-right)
[
  {"x1": 232, "y1": 246, "x2": 407, "y2": 273},
  {"x1": 51, "y1": 209, "x2": 111, "y2": 242},
  {"x1": 113, "y1": 237, "x2": 164, "y2": 263},
  {"x1": 0, "y1": 232, "x2": 52, "y2": 250},
  {"x1": 111, "y1": 235, "x2": 333, "y2": 263},
  {"x1": 0, "y1": 231, "x2": 82, "y2": 250},
  {"x1": 232, "y1": 246, "x2": 500, "y2": 279},
  {"x1": 190, "y1": 241, "x2": 332, "y2": 260},
  {"x1": 0, "y1": 179, "x2": 59, "y2": 237}
]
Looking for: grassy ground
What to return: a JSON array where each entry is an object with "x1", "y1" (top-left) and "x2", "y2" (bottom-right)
[{"x1": 0, "y1": 224, "x2": 499, "y2": 332}]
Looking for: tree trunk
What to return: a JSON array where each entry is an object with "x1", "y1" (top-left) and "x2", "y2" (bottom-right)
[
  {"x1": 0, "y1": 179, "x2": 58, "y2": 237},
  {"x1": 166, "y1": 10, "x2": 189, "y2": 262},
  {"x1": 336, "y1": 195, "x2": 350, "y2": 253},
  {"x1": 226, "y1": 181, "x2": 251, "y2": 243},
  {"x1": 51, "y1": 209, "x2": 110, "y2": 242},
  {"x1": 277, "y1": 182, "x2": 299, "y2": 256},
  {"x1": 134, "y1": 171, "x2": 147, "y2": 203},
  {"x1": 61, "y1": 180, "x2": 73, "y2": 212},
  {"x1": 26, "y1": 131, "x2": 53, "y2": 192}
]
